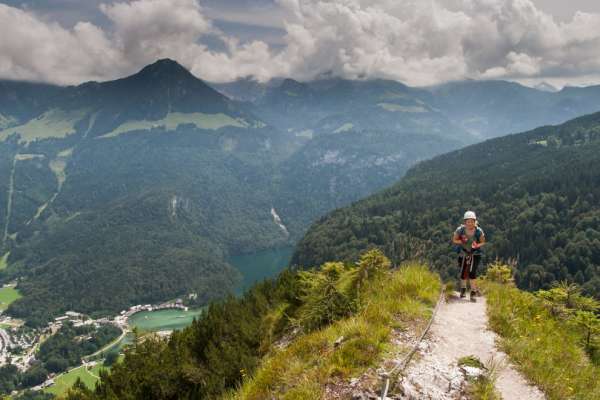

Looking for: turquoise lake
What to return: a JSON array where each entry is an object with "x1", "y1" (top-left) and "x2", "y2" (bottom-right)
[
  {"x1": 229, "y1": 246, "x2": 294, "y2": 294},
  {"x1": 122, "y1": 246, "x2": 294, "y2": 334}
]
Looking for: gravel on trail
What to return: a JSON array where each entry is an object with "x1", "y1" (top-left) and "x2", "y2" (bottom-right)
[{"x1": 397, "y1": 293, "x2": 546, "y2": 400}]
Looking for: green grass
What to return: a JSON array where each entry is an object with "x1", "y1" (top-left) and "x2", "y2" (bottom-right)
[
  {"x1": 49, "y1": 158, "x2": 67, "y2": 187},
  {"x1": 100, "y1": 112, "x2": 252, "y2": 138},
  {"x1": 57, "y1": 147, "x2": 74, "y2": 157},
  {"x1": 458, "y1": 355, "x2": 484, "y2": 369},
  {"x1": 0, "y1": 109, "x2": 86, "y2": 143},
  {"x1": 0, "y1": 252, "x2": 8, "y2": 270},
  {"x1": 0, "y1": 286, "x2": 22, "y2": 310},
  {"x1": 459, "y1": 356, "x2": 502, "y2": 400},
  {"x1": 44, "y1": 356, "x2": 125, "y2": 396},
  {"x1": 225, "y1": 264, "x2": 441, "y2": 400},
  {"x1": 484, "y1": 282, "x2": 600, "y2": 399},
  {"x1": 44, "y1": 365, "x2": 103, "y2": 395}
]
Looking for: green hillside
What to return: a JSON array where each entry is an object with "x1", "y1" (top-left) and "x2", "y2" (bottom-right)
[{"x1": 293, "y1": 111, "x2": 600, "y2": 297}]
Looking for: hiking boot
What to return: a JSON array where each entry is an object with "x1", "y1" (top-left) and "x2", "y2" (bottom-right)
[
  {"x1": 460, "y1": 288, "x2": 466, "y2": 298},
  {"x1": 470, "y1": 290, "x2": 477, "y2": 302}
]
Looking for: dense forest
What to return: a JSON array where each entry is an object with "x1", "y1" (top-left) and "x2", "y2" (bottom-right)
[
  {"x1": 2, "y1": 129, "x2": 284, "y2": 326},
  {"x1": 293, "y1": 111, "x2": 600, "y2": 297}
]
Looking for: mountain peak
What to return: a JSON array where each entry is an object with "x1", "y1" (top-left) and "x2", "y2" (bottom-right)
[{"x1": 136, "y1": 58, "x2": 194, "y2": 80}]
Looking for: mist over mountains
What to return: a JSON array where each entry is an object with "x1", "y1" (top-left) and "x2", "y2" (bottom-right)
[{"x1": 1, "y1": 59, "x2": 600, "y2": 324}]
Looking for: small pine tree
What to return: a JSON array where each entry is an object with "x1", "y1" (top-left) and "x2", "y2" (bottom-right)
[
  {"x1": 537, "y1": 281, "x2": 599, "y2": 316},
  {"x1": 349, "y1": 249, "x2": 391, "y2": 307},
  {"x1": 296, "y1": 262, "x2": 352, "y2": 331},
  {"x1": 64, "y1": 378, "x2": 94, "y2": 400},
  {"x1": 572, "y1": 310, "x2": 600, "y2": 353}
]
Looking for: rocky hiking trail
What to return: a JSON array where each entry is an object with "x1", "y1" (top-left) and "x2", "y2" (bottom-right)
[
  {"x1": 329, "y1": 293, "x2": 546, "y2": 400},
  {"x1": 396, "y1": 293, "x2": 546, "y2": 399}
]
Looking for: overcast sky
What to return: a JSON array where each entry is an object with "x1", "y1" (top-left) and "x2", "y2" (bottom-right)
[{"x1": 1, "y1": 0, "x2": 600, "y2": 88}]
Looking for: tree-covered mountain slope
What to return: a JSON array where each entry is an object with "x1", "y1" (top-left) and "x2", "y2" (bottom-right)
[
  {"x1": 0, "y1": 61, "x2": 289, "y2": 325},
  {"x1": 274, "y1": 129, "x2": 464, "y2": 240},
  {"x1": 0, "y1": 80, "x2": 65, "y2": 128},
  {"x1": 4, "y1": 59, "x2": 600, "y2": 325},
  {"x1": 293, "y1": 111, "x2": 600, "y2": 297}
]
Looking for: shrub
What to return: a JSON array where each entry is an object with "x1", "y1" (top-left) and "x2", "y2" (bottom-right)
[
  {"x1": 296, "y1": 262, "x2": 352, "y2": 331},
  {"x1": 484, "y1": 260, "x2": 513, "y2": 284}
]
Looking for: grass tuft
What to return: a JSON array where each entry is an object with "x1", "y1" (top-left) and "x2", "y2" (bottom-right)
[{"x1": 458, "y1": 355, "x2": 484, "y2": 369}]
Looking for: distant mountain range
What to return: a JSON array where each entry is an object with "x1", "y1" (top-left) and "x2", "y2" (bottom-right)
[
  {"x1": 2, "y1": 59, "x2": 600, "y2": 324},
  {"x1": 215, "y1": 77, "x2": 600, "y2": 140}
]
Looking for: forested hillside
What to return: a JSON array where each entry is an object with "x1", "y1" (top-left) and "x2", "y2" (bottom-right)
[
  {"x1": 274, "y1": 129, "x2": 463, "y2": 239},
  {"x1": 293, "y1": 111, "x2": 600, "y2": 297}
]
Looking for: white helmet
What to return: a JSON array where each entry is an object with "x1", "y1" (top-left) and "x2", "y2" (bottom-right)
[{"x1": 464, "y1": 211, "x2": 477, "y2": 220}]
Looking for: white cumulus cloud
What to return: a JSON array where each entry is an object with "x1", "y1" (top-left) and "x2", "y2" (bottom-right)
[{"x1": 0, "y1": 0, "x2": 600, "y2": 86}]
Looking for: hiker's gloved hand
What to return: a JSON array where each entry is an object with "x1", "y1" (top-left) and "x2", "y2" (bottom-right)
[{"x1": 471, "y1": 241, "x2": 480, "y2": 249}]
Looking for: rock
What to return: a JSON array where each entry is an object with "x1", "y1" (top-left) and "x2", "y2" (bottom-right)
[{"x1": 461, "y1": 365, "x2": 484, "y2": 378}]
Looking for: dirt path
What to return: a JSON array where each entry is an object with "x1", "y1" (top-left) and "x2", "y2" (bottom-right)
[{"x1": 398, "y1": 293, "x2": 545, "y2": 400}]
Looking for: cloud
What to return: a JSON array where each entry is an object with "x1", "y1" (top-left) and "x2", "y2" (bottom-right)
[
  {"x1": 271, "y1": 0, "x2": 600, "y2": 85},
  {"x1": 0, "y1": 0, "x2": 600, "y2": 86},
  {"x1": 99, "y1": 0, "x2": 212, "y2": 63},
  {"x1": 0, "y1": 3, "x2": 124, "y2": 84}
]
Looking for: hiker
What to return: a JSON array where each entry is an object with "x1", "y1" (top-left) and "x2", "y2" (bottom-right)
[{"x1": 452, "y1": 211, "x2": 486, "y2": 300}]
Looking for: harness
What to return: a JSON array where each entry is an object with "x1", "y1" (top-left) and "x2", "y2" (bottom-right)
[
  {"x1": 460, "y1": 252, "x2": 475, "y2": 279},
  {"x1": 454, "y1": 225, "x2": 483, "y2": 254}
]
